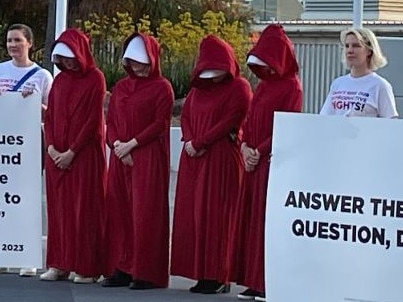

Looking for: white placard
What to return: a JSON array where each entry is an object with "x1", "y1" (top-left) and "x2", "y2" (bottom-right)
[
  {"x1": 0, "y1": 92, "x2": 42, "y2": 267},
  {"x1": 266, "y1": 112, "x2": 403, "y2": 302}
]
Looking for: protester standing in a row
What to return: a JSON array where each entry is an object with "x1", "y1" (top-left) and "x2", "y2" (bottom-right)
[
  {"x1": 101, "y1": 33, "x2": 173, "y2": 290},
  {"x1": 320, "y1": 27, "x2": 398, "y2": 118},
  {"x1": 170, "y1": 35, "x2": 252, "y2": 295},
  {"x1": 40, "y1": 28, "x2": 107, "y2": 283},
  {"x1": 229, "y1": 24, "x2": 303, "y2": 301},
  {"x1": 0, "y1": 23, "x2": 53, "y2": 277}
]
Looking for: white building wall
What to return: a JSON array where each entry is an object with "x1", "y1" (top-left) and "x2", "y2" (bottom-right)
[{"x1": 302, "y1": 0, "x2": 403, "y2": 21}]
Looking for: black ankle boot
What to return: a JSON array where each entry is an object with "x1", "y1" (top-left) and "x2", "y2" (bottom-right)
[
  {"x1": 200, "y1": 280, "x2": 230, "y2": 294},
  {"x1": 101, "y1": 270, "x2": 132, "y2": 287},
  {"x1": 189, "y1": 279, "x2": 208, "y2": 293},
  {"x1": 129, "y1": 279, "x2": 157, "y2": 290}
]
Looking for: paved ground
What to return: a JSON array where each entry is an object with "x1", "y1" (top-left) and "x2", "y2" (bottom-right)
[
  {"x1": 0, "y1": 171, "x2": 247, "y2": 301},
  {"x1": 0, "y1": 273, "x2": 246, "y2": 302}
]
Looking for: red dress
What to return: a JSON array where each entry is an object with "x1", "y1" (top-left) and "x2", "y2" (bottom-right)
[
  {"x1": 104, "y1": 33, "x2": 173, "y2": 288},
  {"x1": 229, "y1": 24, "x2": 303, "y2": 292},
  {"x1": 170, "y1": 35, "x2": 252, "y2": 284},
  {"x1": 44, "y1": 29, "x2": 106, "y2": 277}
]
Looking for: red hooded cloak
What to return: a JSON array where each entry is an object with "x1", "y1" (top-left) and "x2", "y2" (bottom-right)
[
  {"x1": 44, "y1": 28, "x2": 107, "y2": 277},
  {"x1": 229, "y1": 24, "x2": 303, "y2": 292},
  {"x1": 170, "y1": 35, "x2": 252, "y2": 284},
  {"x1": 103, "y1": 33, "x2": 173, "y2": 288}
]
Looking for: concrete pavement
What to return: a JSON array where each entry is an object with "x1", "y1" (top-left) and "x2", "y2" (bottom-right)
[
  {"x1": 0, "y1": 273, "x2": 246, "y2": 302},
  {"x1": 0, "y1": 171, "x2": 248, "y2": 301}
]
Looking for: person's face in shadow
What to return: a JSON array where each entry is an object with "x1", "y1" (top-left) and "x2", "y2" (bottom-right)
[
  {"x1": 128, "y1": 59, "x2": 150, "y2": 78},
  {"x1": 58, "y1": 56, "x2": 80, "y2": 71}
]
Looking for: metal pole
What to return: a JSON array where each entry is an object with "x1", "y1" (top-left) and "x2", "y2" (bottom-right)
[
  {"x1": 54, "y1": 0, "x2": 68, "y2": 75},
  {"x1": 353, "y1": 0, "x2": 363, "y2": 28}
]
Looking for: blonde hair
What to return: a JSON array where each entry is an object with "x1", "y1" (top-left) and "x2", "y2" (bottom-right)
[{"x1": 340, "y1": 27, "x2": 387, "y2": 71}]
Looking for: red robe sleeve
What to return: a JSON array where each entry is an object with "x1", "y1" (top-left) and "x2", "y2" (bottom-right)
[
  {"x1": 69, "y1": 73, "x2": 105, "y2": 153},
  {"x1": 255, "y1": 135, "x2": 273, "y2": 157},
  {"x1": 256, "y1": 87, "x2": 302, "y2": 156},
  {"x1": 241, "y1": 114, "x2": 251, "y2": 146},
  {"x1": 180, "y1": 92, "x2": 194, "y2": 142},
  {"x1": 192, "y1": 82, "x2": 250, "y2": 151},
  {"x1": 106, "y1": 90, "x2": 118, "y2": 149},
  {"x1": 134, "y1": 82, "x2": 173, "y2": 146},
  {"x1": 44, "y1": 88, "x2": 55, "y2": 148}
]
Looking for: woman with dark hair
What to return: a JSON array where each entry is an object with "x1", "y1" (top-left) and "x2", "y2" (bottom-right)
[
  {"x1": 0, "y1": 23, "x2": 53, "y2": 277},
  {"x1": 0, "y1": 23, "x2": 52, "y2": 104}
]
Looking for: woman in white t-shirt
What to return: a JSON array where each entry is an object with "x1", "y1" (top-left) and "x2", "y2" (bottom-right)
[
  {"x1": 0, "y1": 24, "x2": 53, "y2": 104},
  {"x1": 320, "y1": 27, "x2": 398, "y2": 118},
  {"x1": 0, "y1": 23, "x2": 53, "y2": 277}
]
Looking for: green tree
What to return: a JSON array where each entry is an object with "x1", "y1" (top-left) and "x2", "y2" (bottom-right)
[
  {"x1": 77, "y1": 9, "x2": 252, "y2": 96},
  {"x1": 69, "y1": 0, "x2": 252, "y2": 31},
  {"x1": 157, "y1": 10, "x2": 251, "y2": 98}
]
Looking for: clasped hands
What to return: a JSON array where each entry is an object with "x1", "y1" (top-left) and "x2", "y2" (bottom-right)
[
  {"x1": 48, "y1": 145, "x2": 75, "y2": 170},
  {"x1": 184, "y1": 141, "x2": 206, "y2": 157},
  {"x1": 241, "y1": 143, "x2": 261, "y2": 172},
  {"x1": 113, "y1": 139, "x2": 138, "y2": 167}
]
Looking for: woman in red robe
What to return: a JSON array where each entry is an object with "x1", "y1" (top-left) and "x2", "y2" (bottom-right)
[
  {"x1": 170, "y1": 35, "x2": 252, "y2": 294},
  {"x1": 41, "y1": 28, "x2": 107, "y2": 283},
  {"x1": 101, "y1": 33, "x2": 173, "y2": 290},
  {"x1": 229, "y1": 24, "x2": 303, "y2": 301}
]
